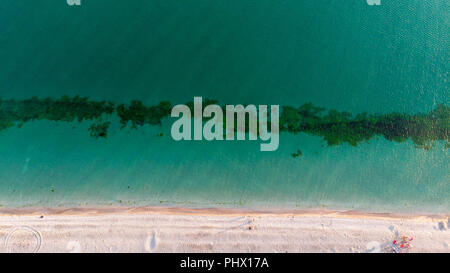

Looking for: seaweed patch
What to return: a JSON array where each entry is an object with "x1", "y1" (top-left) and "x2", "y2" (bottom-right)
[{"x1": 0, "y1": 96, "x2": 448, "y2": 153}]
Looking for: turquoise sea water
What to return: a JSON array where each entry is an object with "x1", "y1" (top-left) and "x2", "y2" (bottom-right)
[{"x1": 0, "y1": 0, "x2": 448, "y2": 212}]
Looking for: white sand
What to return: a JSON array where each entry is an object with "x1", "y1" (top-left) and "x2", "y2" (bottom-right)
[{"x1": 0, "y1": 207, "x2": 448, "y2": 253}]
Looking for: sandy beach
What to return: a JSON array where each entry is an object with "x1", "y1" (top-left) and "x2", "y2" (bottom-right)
[{"x1": 0, "y1": 206, "x2": 448, "y2": 253}]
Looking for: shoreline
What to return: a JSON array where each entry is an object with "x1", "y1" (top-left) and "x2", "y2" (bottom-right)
[{"x1": 0, "y1": 205, "x2": 448, "y2": 221}]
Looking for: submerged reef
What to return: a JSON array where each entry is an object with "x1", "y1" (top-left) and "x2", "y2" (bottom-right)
[
  {"x1": 279, "y1": 103, "x2": 449, "y2": 150},
  {"x1": 0, "y1": 96, "x2": 114, "y2": 131},
  {"x1": 0, "y1": 96, "x2": 448, "y2": 151},
  {"x1": 116, "y1": 100, "x2": 171, "y2": 128}
]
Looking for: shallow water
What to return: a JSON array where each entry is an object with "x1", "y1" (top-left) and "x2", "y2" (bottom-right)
[{"x1": 0, "y1": 0, "x2": 448, "y2": 212}]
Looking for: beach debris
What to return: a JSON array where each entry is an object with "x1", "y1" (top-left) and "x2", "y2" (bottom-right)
[
  {"x1": 391, "y1": 235, "x2": 413, "y2": 253},
  {"x1": 39, "y1": 215, "x2": 44, "y2": 219},
  {"x1": 248, "y1": 225, "x2": 255, "y2": 230}
]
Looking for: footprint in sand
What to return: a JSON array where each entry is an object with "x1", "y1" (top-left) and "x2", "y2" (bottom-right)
[
  {"x1": 365, "y1": 241, "x2": 382, "y2": 253},
  {"x1": 320, "y1": 217, "x2": 333, "y2": 228},
  {"x1": 388, "y1": 225, "x2": 399, "y2": 237},
  {"x1": 437, "y1": 221, "x2": 448, "y2": 231},
  {"x1": 66, "y1": 241, "x2": 82, "y2": 253},
  {"x1": 144, "y1": 232, "x2": 158, "y2": 252}
]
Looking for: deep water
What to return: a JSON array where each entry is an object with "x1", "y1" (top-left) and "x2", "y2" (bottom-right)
[{"x1": 0, "y1": 0, "x2": 448, "y2": 212}]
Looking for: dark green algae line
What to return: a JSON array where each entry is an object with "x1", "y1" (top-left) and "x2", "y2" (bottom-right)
[{"x1": 0, "y1": 96, "x2": 448, "y2": 152}]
